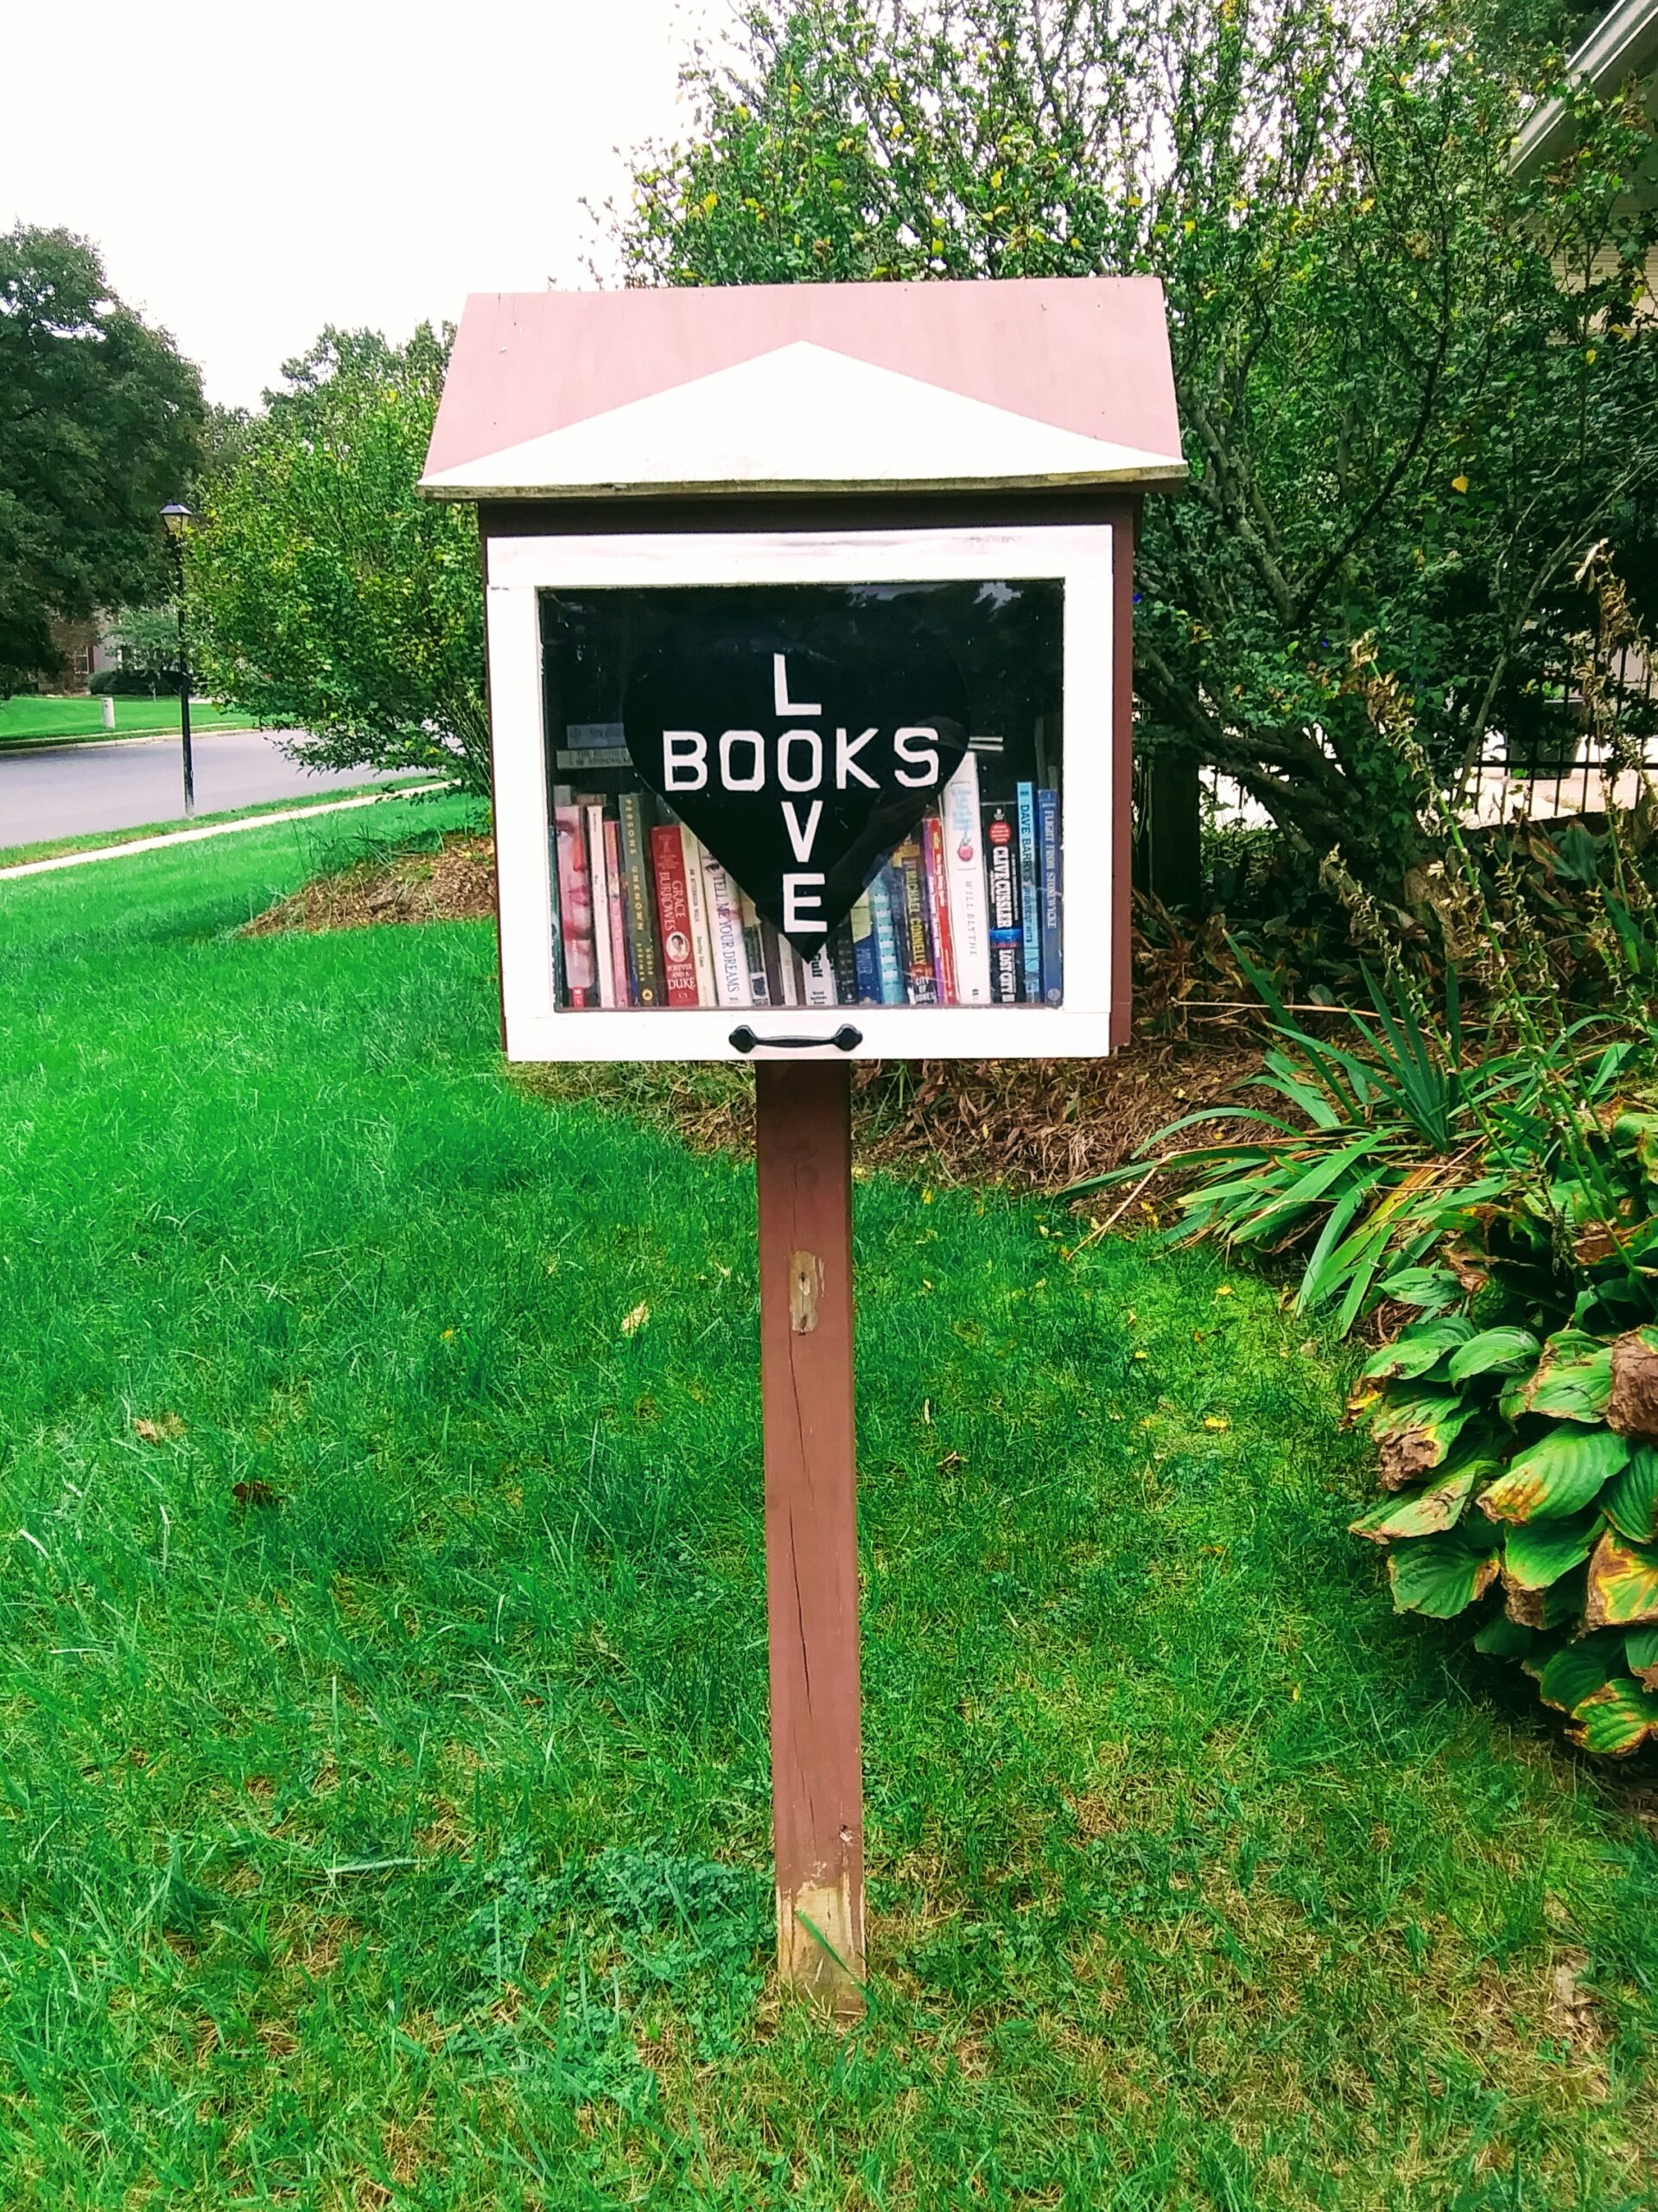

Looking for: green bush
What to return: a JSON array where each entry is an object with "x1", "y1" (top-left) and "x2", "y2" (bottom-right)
[
  {"x1": 1353, "y1": 1109, "x2": 1658, "y2": 1753},
  {"x1": 1077, "y1": 570, "x2": 1658, "y2": 1751},
  {"x1": 89, "y1": 666, "x2": 176, "y2": 698}
]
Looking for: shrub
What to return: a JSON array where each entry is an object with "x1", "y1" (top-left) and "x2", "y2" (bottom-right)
[
  {"x1": 1076, "y1": 561, "x2": 1658, "y2": 1749},
  {"x1": 90, "y1": 666, "x2": 177, "y2": 698}
]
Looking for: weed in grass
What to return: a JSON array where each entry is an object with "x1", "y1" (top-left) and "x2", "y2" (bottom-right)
[{"x1": 1, "y1": 822, "x2": 1656, "y2": 2207}]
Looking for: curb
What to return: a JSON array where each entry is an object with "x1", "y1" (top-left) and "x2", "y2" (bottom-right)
[{"x1": 0, "y1": 784, "x2": 451, "y2": 882}]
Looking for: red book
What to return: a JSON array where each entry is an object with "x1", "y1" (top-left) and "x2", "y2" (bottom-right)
[
  {"x1": 650, "y1": 825, "x2": 702, "y2": 1005},
  {"x1": 553, "y1": 804, "x2": 595, "y2": 1007},
  {"x1": 921, "y1": 814, "x2": 958, "y2": 1006},
  {"x1": 603, "y1": 816, "x2": 630, "y2": 1005}
]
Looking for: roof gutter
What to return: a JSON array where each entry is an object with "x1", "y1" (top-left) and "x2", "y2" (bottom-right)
[{"x1": 1511, "y1": 0, "x2": 1658, "y2": 177}]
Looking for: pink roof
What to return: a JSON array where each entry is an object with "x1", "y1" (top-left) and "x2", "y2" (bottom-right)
[{"x1": 423, "y1": 279, "x2": 1183, "y2": 498}]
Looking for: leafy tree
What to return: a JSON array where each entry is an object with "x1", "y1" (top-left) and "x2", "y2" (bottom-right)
[
  {"x1": 611, "y1": 0, "x2": 1658, "y2": 890},
  {"x1": 0, "y1": 226, "x2": 202, "y2": 694},
  {"x1": 189, "y1": 326, "x2": 488, "y2": 793},
  {"x1": 105, "y1": 604, "x2": 181, "y2": 691}
]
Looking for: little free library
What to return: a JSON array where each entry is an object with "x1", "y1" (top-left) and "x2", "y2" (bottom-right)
[{"x1": 422, "y1": 276, "x2": 1185, "y2": 2011}]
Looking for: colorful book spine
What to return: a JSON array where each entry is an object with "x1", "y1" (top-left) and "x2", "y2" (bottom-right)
[
  {"x1": 801, "y1": 948, "x2": 837, "y2": 1007},
  {"x1": 870, "y1": 869, "x2": 905, "y2": 1005},
  {"x1": 678, "y1": 826, "x2": 719, "y2": 1007},
  {"x1": 850, "y1": 894, "x2": 880, "y2": 1004},
  {"x1": 920, "y1": 815, "x2": 957, "y2": 1005},
  {"x1": 701, "y1": 850, "x2": 752, "y2": 1007},
  {"x1": 1016, "y1": 782, "x2": 1042, "y2": 1005},
  {"x1": 829, "y1": 925, "x2": 859, "y2": 1007},
  {"x1": 547, "y1": 826, "x2": 565, "y2": 1007},
  {"x1": 739, "y1": 891, "x2": 772, "y2": 1005},
  {"x1": 603, "y1": 817, "x2": 630, "y2": 1004},
  {"x1": 891, "y1": 839, "x2": 937, "y2": 1006},
  {"x1": 553, "y1": 804, "x2": 595, "y2": 1007},
  {"x1": 983, "y1": 802, "x2": 1023, "y2": 1003},
  {"x1": 618, "y1": 792, "x2": 663, "y2": 1007},
  {"x1": 1037, "y1": 786, "x2": 1063, "y2": 1005},
  {"x1": 650, "y1": 825, "x2": 701, "y2": 1006},
  {"x1": 585, "y1": 804, "x2": 617, "y2": 1008},
  {"x1": 941, "y1": 756, "x2": 992, "y2": 1004}
]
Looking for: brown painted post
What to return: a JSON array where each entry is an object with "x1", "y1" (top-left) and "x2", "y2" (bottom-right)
[{"x1": 754, "y1": 1059, "x2": 866, "y2": 2018}]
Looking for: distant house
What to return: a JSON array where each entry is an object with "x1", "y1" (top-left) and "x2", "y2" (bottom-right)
[{"x1": 41, "y1": 615, "x2": 121, "y2": 694}]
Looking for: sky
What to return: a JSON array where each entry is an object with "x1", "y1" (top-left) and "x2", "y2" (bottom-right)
[{"x1": 3, "y1": 0, "x2": 719, "y2": 410}]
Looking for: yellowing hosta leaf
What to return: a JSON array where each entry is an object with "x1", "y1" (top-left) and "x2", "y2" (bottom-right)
[
  {"x1": 1500, "y1": 1509, "x2": 1601, "y2": 1591},
  {"x1": 1604, "y1": 1443, "x2": 1658, "y2": 1542},
  {"x1": 1572, "y1": 1675, "x2": 1658, "y2": 1756},
  {"x1": 1370, "y1": 1389, "x2": 1480, "y2": 1490},
  {"x1": 1498, "y1": 1332, "x2": 1613, "y2": 1424},
  {"x1": 1477, "y1": 1425, "x2": 1629, "y2": 1524},
  {"x1": 1584, "y1": 1530, "x2": 1658, "y2": 1630},
  {"x1": 1350, "y1": 1465, "x2": 1479, "y2": 1542},
  {"x1": 1387, "y1": 1526, "x2": 1499, "y2": 1618}
]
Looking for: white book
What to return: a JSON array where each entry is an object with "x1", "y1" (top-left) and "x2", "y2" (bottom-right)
[
  {"x1": 700, "y1": 849, "x2": 752, "y2": 1007},
  {"x1": 802, "y1": 949, "x2": 837, "y2": 1007},
  {"x1": 586, "y1": 804, "x2": 616, "y2": 1008},
  {"x1": 778, "y1": 945, "x2": 800, "y2": 1007},
  {"x1": 941, "y1": 754, "x2": 993, "y2": 1005},
  {"x1": 677, "y1": 826, "x2": 720, "y2": 1007}
]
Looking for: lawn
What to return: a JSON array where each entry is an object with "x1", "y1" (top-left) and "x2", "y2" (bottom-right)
[
  {"x1": 0, "y1": 695, "x2": 247, "y2": 747},
  {"x1": 2, "y1": 815, "x2": 1655, "y2": 2211},
  {"x1": 0, "y1": 779, "x2": 448, "y2": 873}
]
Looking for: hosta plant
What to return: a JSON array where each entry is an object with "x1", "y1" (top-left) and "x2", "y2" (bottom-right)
[{"x1": 1353, "y1": 1106, "x2": 1658, "y2": 1752}]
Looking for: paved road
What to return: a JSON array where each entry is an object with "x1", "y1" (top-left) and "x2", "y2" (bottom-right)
[{"x1": 0, "y1": 728, "x2": 413, "y2": 848}]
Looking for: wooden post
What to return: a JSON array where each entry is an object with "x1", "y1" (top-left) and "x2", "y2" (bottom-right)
[{"x1": 754, "y1": 1059, "x2": 865, "y2": 2018}]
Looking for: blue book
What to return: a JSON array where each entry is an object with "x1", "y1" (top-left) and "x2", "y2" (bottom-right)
[
  {"x1": 1037, "y1": 787, "x2": 1063, "y2": 1004},
  {"x1": 850, "y1": 893, "x2": 880, "y2": 1004},
  {"x1": 1016, "y1": 782, "x2": 1042, "y2": 1003},
  {"x1": 871, "y1": 870, "x2": 905, "y2": 1005}
]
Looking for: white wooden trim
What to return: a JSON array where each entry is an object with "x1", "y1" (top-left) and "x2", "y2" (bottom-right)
[{"x1": 485, "y1": 523, "x2": 1116, "y2": 1063}]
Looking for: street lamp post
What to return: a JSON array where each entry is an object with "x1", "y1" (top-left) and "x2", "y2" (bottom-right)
[{"x1": 160, "y1": 503, "x2": 194, "y2": 817}]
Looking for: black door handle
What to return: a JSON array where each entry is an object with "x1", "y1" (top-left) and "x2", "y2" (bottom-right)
[{"x1": 728, "y1": 1024, "x2": 863, "y2": 1054}]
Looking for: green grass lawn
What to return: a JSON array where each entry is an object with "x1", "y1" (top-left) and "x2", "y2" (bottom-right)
[
  {"x1": 0, "y1": 695, "x2": 246, "y2": 747},
  {"x1": 3, "y1": 817, "x2": 1655, "y2": 2211}
]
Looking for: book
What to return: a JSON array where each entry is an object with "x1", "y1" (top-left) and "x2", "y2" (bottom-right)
[
  {"x1": 1016, "y1": 781, "x2": 1042, "y2": 1005},
  {"x1": 870, "y1": 868, "x2": 905, "y2": 1005},
  {"x1": 618, "y1": 791, "x2": 664, "y2": 1007},
  {"x1": 585, "y1": 804, "x2": 615, "y2": 1007},
  {"x1": 700, "y1": 849, "x2": 752, "y2": 1007},
  {"x1": 889, "y1": 838, "x2": 937, "y2": 1006},
  {"x1": 547, "y1": 826, "x2": 565, "y2": 1007},
  {"x1": 739, "y1": 891, "x2": 772, "y2": 1005},
  {"x1": 849, "y1": 894, "x2": 880, "y2": 1004},
  {"x1": 602, "y1": 817, "x2": 631, "y2": 1004},
  {"x1": 829, "y1": 924, "x2": 859, "y2": 1007},
  {"x1": 678, "y1": 825, "x2": 719, "y2": 1007},
  {"x1": 553, "y1": 804, "x2": 596, "y2": 1007},
  {"x1": 650, "y1": 824, "x2": 701, "y2": 1006},
  {"x1": 1037, "y1": 786, "x2": 1064, "y2": 1005},
  {"x1": 983, "y1": 802, "x2": 1023, "y2": 1003},
  {"x1": 941, "y1": 756, "x2": 992, "y2": 1004},
  {"x1": 801, "y1": 948, "x2": 837, "y2": 1007},
  {"x1": 920, "y1": 815, "x2": 957, "y2": 1006}
]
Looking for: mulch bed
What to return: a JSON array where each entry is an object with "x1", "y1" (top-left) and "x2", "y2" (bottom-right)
[{"x1": 245, "y1": 831, "x2": 1267, "y2": 1193}]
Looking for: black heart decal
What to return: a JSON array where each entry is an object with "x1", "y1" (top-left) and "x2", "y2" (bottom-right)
[{"x1": 622, "y1": 595, "x2": 969, "y2": 952}]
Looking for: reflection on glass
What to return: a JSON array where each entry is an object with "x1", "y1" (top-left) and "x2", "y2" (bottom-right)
[{"x1": 539, "y1": 580, "x2": 1064, "y2": 1010}]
